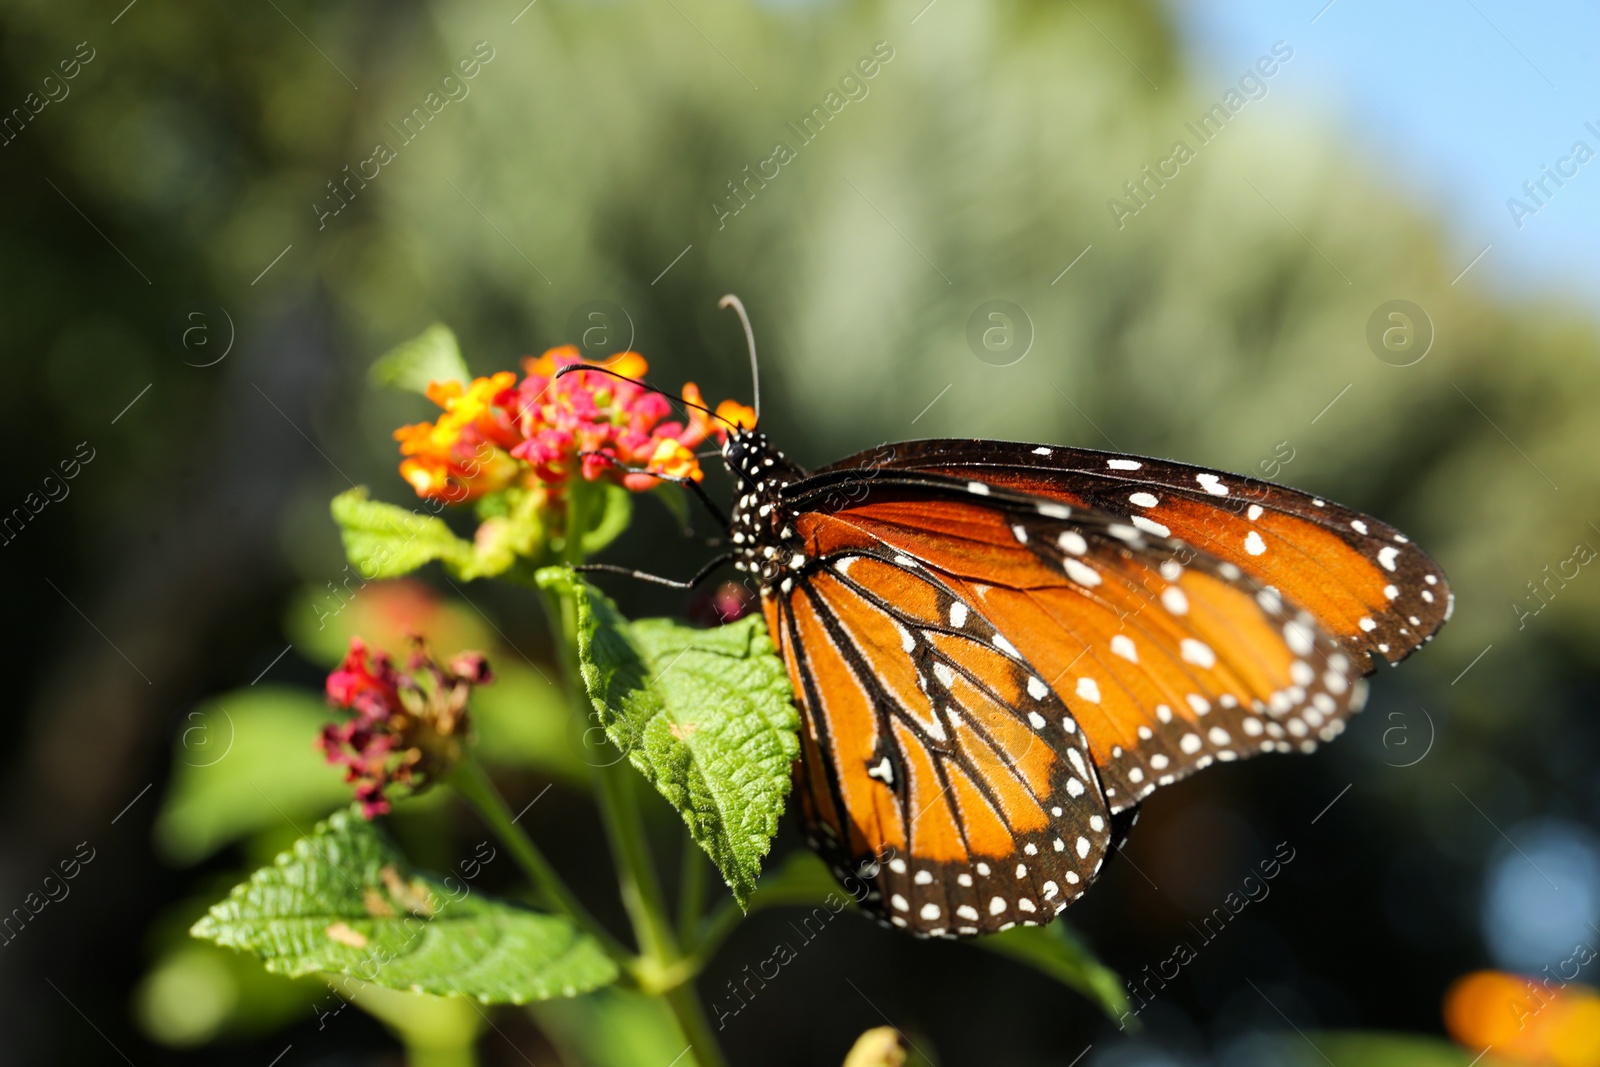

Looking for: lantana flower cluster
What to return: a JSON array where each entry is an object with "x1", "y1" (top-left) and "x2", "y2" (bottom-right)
[
  {"x1": 319, "y1": 636, "x2": 492, "y2": 818},
  {"x1": 393, "y1": 347, "x2": 755, "y2": 505}
]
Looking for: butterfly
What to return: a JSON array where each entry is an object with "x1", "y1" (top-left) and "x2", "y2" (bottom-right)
[{"x1": 571, "y1": 299, "x2": 1451, "y2": 940}]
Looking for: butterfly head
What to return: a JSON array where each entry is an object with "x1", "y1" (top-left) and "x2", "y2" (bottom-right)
[{"x1": 721, "y1": 428, "x2": 810, "y2": 592}]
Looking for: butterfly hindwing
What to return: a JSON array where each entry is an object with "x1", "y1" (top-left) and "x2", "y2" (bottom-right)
[{"x1": 765, "y1": 542, "x2": 1114, "y2": 937}]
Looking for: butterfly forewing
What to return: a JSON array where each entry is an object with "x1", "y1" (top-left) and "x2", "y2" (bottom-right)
[
  {"x1": 810, "y1": 439, "x2": 1451, "y2": 665},
  {"x1": 785, "y1": 481, "x2": 1369, "y2": 811}
]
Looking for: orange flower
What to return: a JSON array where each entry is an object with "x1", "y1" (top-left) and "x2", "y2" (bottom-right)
[
  {"x1": 1445, "y1": 970, "x2": 1600, "y2": 1065},
  {"x1": 715, "y1": 399, "x2": 757, "y2": 431},
  {"x1": 393, "y1": 371, "x2": 522, "y2": 502},
  {"x1": 643, "y1": 439, "x2": 701, "y2": 484},
  {"x1": 394, "y1": 344, "x2": 749, "y2": 505}
]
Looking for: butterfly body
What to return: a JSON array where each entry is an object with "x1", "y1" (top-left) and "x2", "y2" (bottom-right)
[{"x1": 714, "y1": 430, "x2": 1450, "y2": 938}]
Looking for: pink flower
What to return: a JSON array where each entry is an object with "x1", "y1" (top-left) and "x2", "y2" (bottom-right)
[
  {"x1": 393, "y1": 346, "x2": 755, "y2": 503},
  {"x1": 319, "y1": 637, "x2": 491, "y2": 818}
]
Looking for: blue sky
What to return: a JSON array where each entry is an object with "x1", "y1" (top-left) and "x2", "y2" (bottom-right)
[{"x1": 1172, "y1": 0, "x2": 1600, "y2": 306}]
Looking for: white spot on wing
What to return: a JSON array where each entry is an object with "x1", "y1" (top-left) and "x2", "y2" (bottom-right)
[
  {"x1": 1107, "y1": 459, "x2": 1142, "y2": 470},
  {"x1": 1132, "y1": 515, "x2": 1171, "y2": 537},
  {"x1": 1284, "y1": 621, "x2": 1315, "y2": 656},
  {"x1": 1064, "y1": 559, "x2": 1101, "y2": 587}
]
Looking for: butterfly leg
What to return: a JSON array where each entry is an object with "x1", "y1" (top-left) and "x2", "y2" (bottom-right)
[
  {"x1": 577, "y1": 451, "x2": 731, "y2": 533},
  {"x1": 575, "y1": 553, "x2": 734, "y2": 590}
]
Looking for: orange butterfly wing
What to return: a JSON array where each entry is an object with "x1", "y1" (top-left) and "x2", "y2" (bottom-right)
[
  {"x1": 812, "y1": 440, "x2": 1451, "y2": 664},
  {"x1": 758, "y1": 441, "x2": 1449, "y2": 934},
  {"x1": 764, "y1": 540, "x2": 1115, "y2": 936}
]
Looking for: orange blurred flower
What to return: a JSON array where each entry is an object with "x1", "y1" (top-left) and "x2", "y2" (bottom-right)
[
  {"x1": 1445, "y1": 969, "x2": 1600, "y2": 1066},
  {"x1": 715, "y1": 399, "x2": 757, "y2": 431}
]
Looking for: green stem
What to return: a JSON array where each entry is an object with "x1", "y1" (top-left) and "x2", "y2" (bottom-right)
[
  {"x1": 593, "y1": 761, "x2": 679, "y2": 967},
  {"x1": 664, "y1": 980, "x2": 731, "y2": 1067},
  {"x1": 536, "y1": 554, "x2": 729, "y2": 1067},
  {"x1": 677, "y1": 829, "x2": 710, "y2": 950},
  {"x1": 403, "y1": 1041, "x2": 478, "y2": 1067},
  {"x1": 696, "y1": 886, "x2": 836, "y2": 964},
  {"x1": 448, "y1": 758, "x2": 630, "y2": 963}
]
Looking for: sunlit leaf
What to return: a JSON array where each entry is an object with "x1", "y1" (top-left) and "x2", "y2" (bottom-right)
[
  {"x1": 331, "y1": 488, "x2": 512, "y2": 581},
  {"x1": 369, "y1": 324, "x2": 469, "y2": 395},
  {"x1": 538, "y1": 567, "x2": 798, "y2": 907},
  {"x1": 193, "y1": 808, "x2": 617, "y2": 1002}
]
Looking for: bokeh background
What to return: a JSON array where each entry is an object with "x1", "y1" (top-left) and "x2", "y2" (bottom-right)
[{"x1": 4, "y1": 0, "x2": 1599, "y2": 1063}]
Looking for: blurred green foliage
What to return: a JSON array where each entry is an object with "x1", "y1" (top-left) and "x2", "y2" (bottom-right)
[
  {"x1": 155, "y1": 685, "x2": 354, "y2": 866},
  {"x1": 9, "y1": 0, "x2": 1600, "y2": 1062}
]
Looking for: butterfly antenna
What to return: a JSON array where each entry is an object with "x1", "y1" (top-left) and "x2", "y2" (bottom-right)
[
  {"x1": 718, "y1": 294, "x2": 760, "y2": 424},
  {"x1": 551, "y1": 364, "x2": 737, "y2": 431}
]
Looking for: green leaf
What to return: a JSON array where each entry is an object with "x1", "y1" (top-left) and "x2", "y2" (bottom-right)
[
  {"x1": 154, "y1": 686, "x2": 354, "y2": 865},
  {"x1": 193, "y1": 808, "x2": 617, "y2": 1003},
  {"x1": 331, "y1": 487, "x2": 506, "y2": 581},
  {"x1": 470, "y1": 486, "x2": 548, "y2": 576},
  {"x1": 979, "y1": 922, "x2": 1129, "y2": 1022},
  {"x1": 579, "y1": 480, "x2": 633, "y2": 557},
  {"x1": 369, "y1": 324, "x2": 469, "y2": 395},
  {"x1": 537, "y1": 568, "x2": 799, "y2": 908}
]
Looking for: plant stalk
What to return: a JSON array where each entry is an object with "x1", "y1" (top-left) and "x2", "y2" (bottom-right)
[
  {"x1": 537, "y1": 495, "x2": 731, "y2": 1067},
  {"x1": 677, "y1": 828, "x2": 710, "y2": 950},
  {"x1": 664, "y1": 978, "x2": 731, "y2": 1067},
  {"x1": 593, "y1": 761, "x2": 679, "y2": 968},
  {"x1": 448, "y1": 758, "x2": 629, "y2": 963}
]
